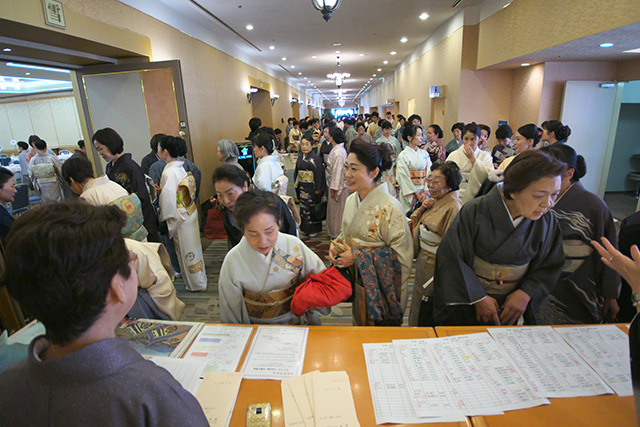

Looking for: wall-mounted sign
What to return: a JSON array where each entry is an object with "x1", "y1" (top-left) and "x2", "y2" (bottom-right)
[
  {"x1": 42, "y1": 0, "x2": 66, "y2": 29},
  {"x1": 429, "y1": 85, "x2": 446, "y2": 99}
]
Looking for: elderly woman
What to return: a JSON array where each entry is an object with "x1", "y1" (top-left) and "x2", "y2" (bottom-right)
[
  {"x1": 433, "y1": 150, "x2": 566, "y2": 326},
  {"x1": 217, "y1": 139, "x2": 243, "y2": 169},
  {"x1": 409, "y1": 162, "x2": 463, "y2": 326}
]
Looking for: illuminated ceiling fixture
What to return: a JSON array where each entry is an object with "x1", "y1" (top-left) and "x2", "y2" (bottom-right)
[
  {"x1": 311, "y1": 0, "x2": 342, "y2": 22},
  {"x1": 327, "y1": 56, "x2": 350, "y2": 89}
]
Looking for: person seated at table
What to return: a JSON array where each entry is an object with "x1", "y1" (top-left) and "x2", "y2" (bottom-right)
[
  {"x1": 0, "y1": 202, "x2": 207, "y2": 426},
  {"x1": 432, "y1": 150, "x2": 566, "y2": 326},
  {"x1": 218, "y1": 189, "x2": 326, "y2": 325}
]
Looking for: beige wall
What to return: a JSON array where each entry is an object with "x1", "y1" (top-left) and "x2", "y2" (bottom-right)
[
  {"x1": 508, "y1": 63, "x2": 545, "y2": 129},
  {"x1": 617, "y1": 58, "x2": 640, "y2": 81}
]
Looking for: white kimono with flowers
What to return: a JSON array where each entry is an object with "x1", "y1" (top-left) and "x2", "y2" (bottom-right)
[
  {"x1": 446, "y1": 145, "x2": 493, "y2": 204},
  {"x1": 253, "y1": 155, "x2": 284, "y2": 192},
  {"x1": 396, "y1": 146, "x2": 431, "y2": 213}
]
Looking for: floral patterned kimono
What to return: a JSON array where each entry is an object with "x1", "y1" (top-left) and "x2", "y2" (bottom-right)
[
  {"x1": 336, "y1": 184, "x2": 413, "y2": 325},
  {"x1": 396, "y1": 146, "x2": 431, "y2": 213},
  {"x1": 446, "y1": 145, "x2": 494, "y2": 204}
]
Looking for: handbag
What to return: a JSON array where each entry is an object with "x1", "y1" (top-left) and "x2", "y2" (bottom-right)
[
  {"x1": 310, "y1": 195, "x2": 327, "y2": 222},
  {"x1": 203, "y1": 199, "x2": 228, "y2": 240}
]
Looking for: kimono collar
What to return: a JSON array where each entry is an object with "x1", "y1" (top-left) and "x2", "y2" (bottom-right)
[
  {"x1": 238, "y1": 232, "x2": 287, "y2": 264},
  {"x1": 259, "y1": 155, "x2": 279, "y2": 164},
  {"x1": 554, "y1": 181, "x2": 578, "y2": 205},
  {"x1": 496, "y1": 183, "x2": 525, "y2": 228},
  {"x1": 165, "y1": 159, "x2": 185, "y2": 169},
  {"x1": 81, "y1": 175, "x2": 112, "y2": 193},
  {"x1": 435, "y1": 189, "x2": 460, "y2": 206},
  {"x1": 358, "y1": 182, "x2": 389, "y2": 205}
]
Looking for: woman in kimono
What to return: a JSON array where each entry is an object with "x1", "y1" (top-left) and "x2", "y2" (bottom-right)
[
  {"x1": 157, "y1": 136, "x2": 207, "y2": 292},
  {"x1": 540, "y1": 120, "x2": 571, "y2": 146},
  {"x1": 252, "y1": 132, "x2": 284, "y2": 192},
  {"x1": 425, "y1": 124, "x2": 447, "y2": 164},
  {"x1": 446, "y1": 122, "x2": 494, "y2": 204},
  {"x1": 432, "y1": 150, "x2": 566, "y2": 326},
  {"x1": 326, "y1": 128, "x2": 348, "y2": 239},
  {"x1": 28, "y1": 139, "x2": 63, "y2": 203},
  {"x1": 328, "y1": 139, "x2": 413, "y2": 326},
  {"x1": 409, "y1": 161, "x2": 463, "y2": 326},
  {"x1": 217, "y1": 139, "x2": 243, "y2": 170},
  {"x1": 93, "y1": 127, "x2": 159, "y2": 242},
  {"x1": 498, "y1": 124, "x2": 539, "y2": 171},
  {"x1": 395, "y1": 124, "x2": 431, "y2": 213},
  {"x1": 375, "y1": 120, "x2": 401, "y2": 197},
  {"x1": 537, "y1": 144, "x2": 620, "y2": 324},
  {"x1": 219, "y1": 190, "x2": 326, "y2": 325},
  {"x1": 294, "y1": 136, "x2": 326, "y2": 237}
]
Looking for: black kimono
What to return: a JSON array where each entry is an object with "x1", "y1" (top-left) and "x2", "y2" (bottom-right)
[
  {"x1": 106, "y1": 153, "x2": 159, "y2": 242},
  {"x1": 432, "y1": 185, "x2": 564, "y2": 325},
  {"x1": 294, "y1": 151, "x2": 326, "y2": 235}
]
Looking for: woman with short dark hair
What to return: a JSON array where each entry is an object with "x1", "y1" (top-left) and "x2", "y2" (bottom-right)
[
  {"x1": 432, "y1": 150, "x2": 566, "y2": 326},
  {"x1": 0, "y1": 167, "x2": 17, "y2": 246}
]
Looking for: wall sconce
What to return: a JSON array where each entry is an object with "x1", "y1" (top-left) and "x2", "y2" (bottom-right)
[
  {"x1": 290, "y1": 97, "x2": 298, "y2": 106},
  {"x1": 247, "y1": 87, "x2": 258, "y2": 103},
  {"x1": 270, "y1": 94, "x2": 280, "y2": 106}
]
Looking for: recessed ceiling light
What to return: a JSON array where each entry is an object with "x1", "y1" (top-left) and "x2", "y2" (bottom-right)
[
  {"x1": 419, "y1": 12, "x2": 429, "y2": 20},
  {"x1": 600, "y1": 43, "x2": 614, "y2": 48},
  {"x1": 282, "y1": 57, "x2": 287, "y2": 61},
  {"x1": 269, "y1": 45, "x2": 275, "y2": 50},
  {"x1": 25, "y1": 72, "x2": 30, "y2": 75},
  {"x1": 390, "y1": 51, "x2": 397, "y2": 55},
  {"x1": 373, "y1": 74, "x2": 377, "y2": 77},
  {"x1": 623, "y1": 47, "x2": 640, "y2": 53},
  {"x1": 383, "y1": 60, "x2": 389, "y2": 64},
  {"x1": 359, "y1": 53, "x2": 365, "y2": 57},
  {"x1": 246, "y1": 24, "x2": 254, "y2": 30},
  {"x1": 291, "y1": 65, "x2": 295, "y2": 68},
  {"x1": 335, "y1": 50, "x2": 340, "y2": 54},
  {"x1": 3, "y1": 48, "x2": 11, "y2": 52},
  {"x1": 332, "y1": 42, "x2": 342, "y2": 47},
  {"x1": 298, "y1": 72, "x2": 302, "y2": 75},
  {"x1": 377, "y1": 68, "x2": 382, "y2": 72},
  {"x1": 521, "y1": 63, "x2": 531, "y2": 66},
  {"x1": 400, "y1": 37, "x2": 408, "y2": 43}
]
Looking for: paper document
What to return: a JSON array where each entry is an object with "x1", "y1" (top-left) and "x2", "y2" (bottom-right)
[
  {"x1": 489, "y1": 327, "x2": 613, "y2": 398},
  {"x1": 241, "y1": 326, "x2": 308, "y2": 380},
  {"x1": 196, "y1": 372, "x2": 243, "y2": 427},
  {"x1": 281, "y1": 378, "x2": 308, "y2": 427},
  {"x1": 147, "y1": 356, "x2": 207, "y2": 395},
  {"x1": 8, "y1": 320, "x2": 46, "y2": 345},
  {"x1": 363, "y1": 343, "x2": 466, "y2": 424},
  {"x1": 183, "y1": 325, "x2": 253, "y2": 372},
  {"x1": 283, "y1": 371, "x2": 318, "y2": 427},
  {"x1": 312, "y1": 371, "x2": 360, "y2": 427},
  {"x1": 555, "y1": 325, "x2": 632, "y2": 397}
]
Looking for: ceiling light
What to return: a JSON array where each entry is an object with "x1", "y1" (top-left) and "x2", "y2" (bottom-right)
[
  {"x1": 377, "y1": 68, "x2": 382, "y2": 72},
  {"x1": 390, "y1": 51, "x2": 397, "y2": 55},
  {"x1": 383, "y1": 60, "x2": 389, "y2": 64},
  {"x1": 311, "y1": 0, "x2": 342, "y2": 22},
  {"x1": 298, "y1": 72, "x2": 302, "y2": 75},
  {"x1": 335, "y1": 50, "x2": 341, "y2": 54},
  {"x1": 419, "y1": 12, "x2": 429, "y2": 20},
  {"x1": 400, "y1": 37, "x2": 408, "y2": 43},
  {"x1": 5, "y1": 62, "x2": 70, "y2": 73},
  {"x1": 282, "y1": 57, "x2": 287, "y2": 61},
  {"x1": 332, "y1": 42, "x2": 342, "y2": 47},
  {"x1": 623, "y1": 48, "x2": 640, "y2": 53},
  {"x1": 600, "y1": 43, "x2": 614, "y2": 48},
  {"x1": 269, "y1": 45, "x2": 275, "y2": 50},
  {"x1": 502, "y1": 2, "x2": 511, "y2": 8},
  {"x1": 3, "y1": 48, "x2": 11, "y2": 52},
  {"x1": 359, "y1": 53, "x2": 365, "y2": 57},
  {"x1": 246, "y1": 24, "x2": 254, "y2": 30},
  {"x1": 291, "y1": 65, "x2": 295, "y2": 68},
  {"x1": 25, "y1": 72, "x2": 30, "y2": 76},
  {"x1": 521, "y1": 63, "x2": 531, "y2": 66},
  {"x1": 373, "y1": 74, "x2": 377, "y2": 77},
  {"x1": 312, "y1": 55, "x2": 317, "y2": 59}
]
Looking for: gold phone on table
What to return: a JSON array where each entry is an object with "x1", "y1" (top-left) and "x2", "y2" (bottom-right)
[{"x1": 246, "y1": 402, "x2": 272, "y2": 427}]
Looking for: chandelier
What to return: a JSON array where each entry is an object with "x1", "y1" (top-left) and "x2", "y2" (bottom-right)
[
  {"x1": 327, "y1": 56, "x2": 350, "y2": 89},
  {"x1": 311, "y1": 0, "x2": 342, "y2": 22}
]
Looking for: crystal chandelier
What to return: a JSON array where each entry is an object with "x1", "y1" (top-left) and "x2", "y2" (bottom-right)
[{"x1": 327, "y1": 56, "x2": 350, "y2": 89}]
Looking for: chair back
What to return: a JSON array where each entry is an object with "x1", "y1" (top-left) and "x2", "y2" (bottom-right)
[{"x1": 10, "y1": 184, "x2": 29, "y2": 214}]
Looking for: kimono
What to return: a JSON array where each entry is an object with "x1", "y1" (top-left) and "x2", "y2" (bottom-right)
[
  {"x1": 288, "y1": 128, "x2": 301, "y2": 152},
  {"x1": 28, "y1": 152, "x2": 63, "y2": 203},
  {"x1": 492, "y1": 144, "x2": 515, "y2": 166},
  {"x1": 537, "y1": 182, "x2": 621, "y2": 324},
  {"x1": 432, "y1": 185, "x2": 564, "y2": 326},
  {"x1": 106, "y1": 153, "x2": 158, "y2": 242},
  {"x1": 408, "y1": 190, "x2": 462, "y2": 326},
  {"x1": 426, "y1": 139, "x2": 446, "y2": 164},
  {"x1": 80, "y1": 175, "x2": 128, "y2": 205},
  {"x1": 252, "y1": 155, "x2": 283, "y2": 192},
  {"x1": 396, "y1": 145, "x2": 431, "y2": 213},
  {"x1": 219, "y1": 232, "x2": 327, "y2": 325},
  {"x1": 0, "y1": 204, "x2": 14, "y2": 247},
  {"x1": 444, "y1": 138, "x2": 462, "y2": 156},
  {"x1": 336, "y1": 184, "x2": 414, "y2": 318},
  {"x1": 446, "y1": 145, "x2": 494, "y2": 204},
  {"x1": 159, "y1": 160, "x2": 207, "y2": 291},
  {"x1": 326, "y1": 142, "x2": 348, "y2": 239},
  {"x1": 294, "y1": 150, "x2": 326, "y2": 235}
]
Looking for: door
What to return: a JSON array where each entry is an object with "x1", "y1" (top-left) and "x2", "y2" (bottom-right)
[
  {"x1": 560, "y1": 81, "x2": 620, "y2": 196},
  {"x1": 251, "y1": 88, "x2": 273, "y2": 128},
  {"x1": 431, "y1": 98, "x2": 445, "y2": 126},
  {"x1": 75, "y1": 60, "x2": 191, "y2": 174}
]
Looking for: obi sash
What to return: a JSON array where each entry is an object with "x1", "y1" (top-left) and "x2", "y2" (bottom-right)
[
  {"x1": 409, "y1": 168, "x2": 426, "y2": 186},
  {"x1": 31, "y1": 163, "x2": 57, "y2": 183},
  {"x1": 177, "y1": 172, "x2": 197, "y2": 215},
  {"x1": 562, "y1": 239, "x2": 593, "y2": 273},
  {"x1": 472, "y1": 256, "x2": 529, "y2": 296},
  {"x1": 419, "y1": 224, "x2": 442, "y2": 255},
  {"x1": 243, "y1": 277, "x2": 300, "y2": 319},
  {"x1": 110, "y1": 193, "x2": 148, "y2": 242},
  {"x1": 297, "y1": 170, "x2": 315, "y2": 184}
]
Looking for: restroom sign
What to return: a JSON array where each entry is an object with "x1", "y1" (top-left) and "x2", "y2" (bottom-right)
[{"x1": 42, "y1": 0, "x2": 66, "y2": 30}]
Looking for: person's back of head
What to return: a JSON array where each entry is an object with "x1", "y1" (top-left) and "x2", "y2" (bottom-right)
[
  {"x1": 495, "y1": 124, "x2": 513, "y2": 140},
  {"x1": 159, "y1": 135, "x2": 188, "y2": 159},
  {"x1": 149, "y1": 133, "x2": 167, "y2": 152},
  {"x1": 249, "y1": 117, "x2": 262, "y2": 132},
  {"x1": 62, "y1": 156, "x2": 95, "y2": 186},
  {"x1": 17, "y1": 141, "x2": 29, "y2": 151},
  {"x1": 77, "y1": 140, "x2": 85, "y2": 150},
  {"x1": 28, "y1": 135, "x2": 40, "y2": 147},
  {"x1": 34, "y1": 139, "x2": 47, "y2": 151}
]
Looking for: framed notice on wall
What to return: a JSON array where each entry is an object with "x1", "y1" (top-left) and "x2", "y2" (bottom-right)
[{"x1": 42, "y1": 0, "x2": 66, "y2": 30}]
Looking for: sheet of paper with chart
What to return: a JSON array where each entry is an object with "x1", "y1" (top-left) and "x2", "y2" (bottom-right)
[
  {"x1": 489, "y1": 327, "x2": 613, "y2": 398},
  {"x1": 555, "y1": 325, "x2": 632, "y2": 397},
  {"x1": 183, "y1": 325, "x2": 253, "y2": 372},
  {"x1": 241, "y1": 326, "x2": 308, "y2": 380},
  {"x1": 363, "y1": 343, "x2": 466, "y2": 424},
  {"x1": 428, "y1": 333, "x2": 549, "y2": 412}
]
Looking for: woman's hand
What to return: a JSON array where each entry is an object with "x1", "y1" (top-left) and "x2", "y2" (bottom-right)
[
  {"x1": 500, "y1": 290, "x2": 531, "y2": 325},
  {"x1": 155, "y1": 184, "x2": 162, "y2": 195},
  {"x1": 416, "y1": 192, "x2": 427, "y2": 203},
  {"x1": 463, "y1": 144, "x2": 476, "y2": 166},
  {"x1": 592, "y1": 238, "x2": 640, "y2": 292},
  {"x1": 603, "y1": 298, "x2": 620, "y2": 322},
  {"x1": 475, "y1": 296, "x2": 501, "y2": 325},
  {"x1": 336, "y1": 248, "x2": 355, "y2": 268},
  {"x1": 421, "y1": 198, "x2": 435, "y2": 210},
  {"x1": 330, "y1": 188, "x2": 338, "y2": 201},
  {"x1": 328, "y1": 241, "x2": 339, "y2": 264}
]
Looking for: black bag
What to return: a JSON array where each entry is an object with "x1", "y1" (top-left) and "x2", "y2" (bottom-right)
[{"x1": 310, "y1": 196, "x2": 327, "y2": 222}]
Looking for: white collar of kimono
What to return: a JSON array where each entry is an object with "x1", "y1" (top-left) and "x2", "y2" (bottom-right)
[
  {"x1": 259, "y1": 155, "x2": 278, "y2": 163},
  {"x1": 497, "y1": 183, "x2": 524, "y2": 228},
  {"x1": 165, "y1": 159, "x2": 184, "y2": 168},
  {"x1": 356, "y1": 182, "x2": 388, "y2": 206}
]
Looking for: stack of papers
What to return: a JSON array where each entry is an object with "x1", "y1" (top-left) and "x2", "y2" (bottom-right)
[
  {"x1": 282, "y1": 371, "x2": 360, "y2": 427},
  {"x1": 146, "y1": 356, "x2": 208, "y2": 395},
  {"x1": 196, "y1": 372, "x2": 244, "y2": 427},
  {"x1": 241, "y1": 326, "x2": 308, "y2": 380},
  {"x1": 183, "y1": 325, "x2": 253, "y2": 373}
]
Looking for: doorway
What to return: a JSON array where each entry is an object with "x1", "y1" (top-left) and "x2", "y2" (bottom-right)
[
  {"x1": 250, "y1": 88, "x2": 273, "y2": 128},
  {"x1": 430, "y1": 98, "x2": 445, "y2": 127}
]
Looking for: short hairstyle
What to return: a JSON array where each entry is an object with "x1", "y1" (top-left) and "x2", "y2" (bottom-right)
[
  {"x1": 397, "y1": 114, "x2": 406, "y2": 121},
  {"x1": 252, "y1": 132, "x2": 276, "y2": 154},
  {"x1": 503, "y1": 150, "x2": 567, "y2": 200},
  {"x1": 451, "y1": 122, "x2": 465, "y2": 132},
  {"x1": 463, "y1": 122, "x2": 481, "y2": 138},
  {"x1": 356, "y1": 122, "x2": 366, "y2": 131},
  {"x1": 292, "y1": 119, "x2": 299, "y2": 126},
  {"x1": 479, "y1": 124, "x2": 491, "y2": 137},
  {"x1": 77, "y1": 140, "x2": 85, "y2": 149},
  {"x1": 300, "y1": 122, "x2": 310, "y2": 131},
  {"x1": 349, "y1": 139, "x2": 393, "y2": 181},
  {"x1": 17, "y1": 141, "x2": 29, "y2": 150},
  {"x1": 0, "y1": 167, "x2": 13, "y2": 189},
  {"x1": 428, "y1": 124, "x2": 443, "y2": 139},
  {"x1": 234, "y1": 189, "x2": 281, "y2": 230},
  {"x1": 212, "y1": 163, "x2": 251, "y2": 189},
  {"x1": 431, "y1": 161, "x2": 462, "y2": 191},
  {"x1": 541, "y1": 120, "x2": 571, "y2": 142},
  {"x1": 159, "y1": 135, "x2": 188, "y2": 158},
  {"x1": 34, "y1": 139, "x2": 47, "y2": 150},
  {"x1": 403, "y1": 124, "x2": 422, "y2": 141},
  {"x1": 249, "y1": 117, "x2": 262, "y2": 132},
  {"x1": 407, "y1": 114, "x2": 422, "y2": 125},
  {"x1": 380, "y1": 119, "x2": 393, "y2": 130},
  {"x1": 288, "y1": 117, "x2": 294, "y2": 123},
  {"x1": 61, "y1": 156, "x2": 95, "y2": 185},
  {"x1": 274, "y1": 128, "x2": 282, "y2": 135},
  {"x1": 150, "y1": 133, "x2": 167, "y2": 152},
  {"x1": 3, "y1": 202, "x2": 130, "y2": 346},
  {"x1": 540, "y1": 144, "x2": 586, "y2": 183},
  {"x1": 370, "y1": 111, "x2": 379, "y2": 118},
  {"x1": 258, "y1": 126, "x2": 276, "y2": 139},
  {"x1": 28, "y1": 135, "x2": 40, "y2": 146},
  {"x1": 92, "y1": 128, "x2": 124, "y2": 155},
  {"x1": 218, "y1": 139, "x2": 240, "y2": 162},
  {"x1": 518, "y1": 123, "x2": 542, "y2": 146},
  {"x1": 330, "y1": 127, "x2": 345, "y2": 144},
  {"x1": 495, "y1": 124, "x2": 513, "y2": 140}
]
